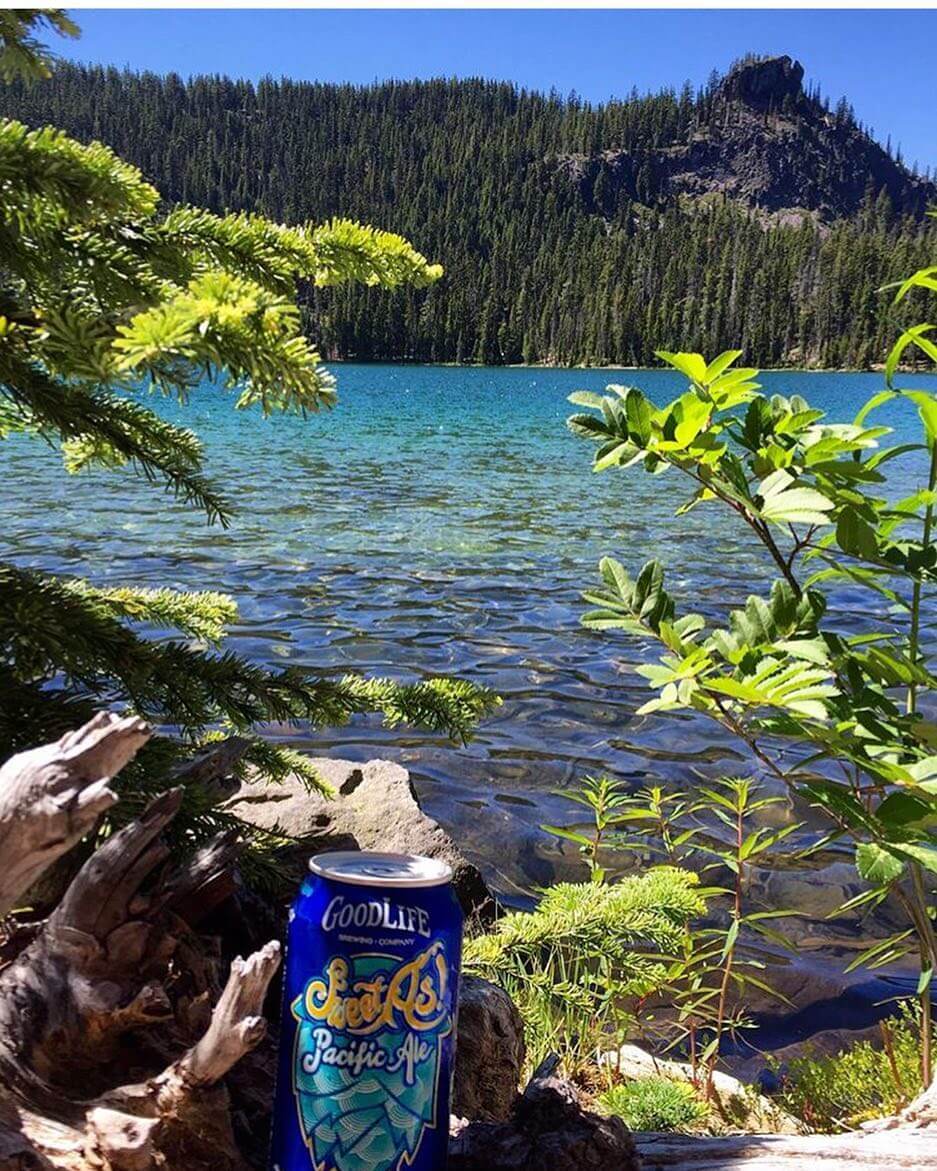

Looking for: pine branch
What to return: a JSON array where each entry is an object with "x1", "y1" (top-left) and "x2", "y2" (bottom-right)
[
  {"x1": 113, "y1": 270, "x2": 337, "y2": 415},
  {"x1": 0, "y1": 566, "x2": 498, "y2": 741},
  {"x1": 63, "y1": 582, "x2": 237, "y2": 645},
  {"x1": 0, "y1": 10, "x2": 78, "y2": 84},
  {"x1": 0, "y1": 358, "x2": 232, "y2": 523},
  {"x1": 0, "y1": 118, "x2": 158, "y2": 229}
]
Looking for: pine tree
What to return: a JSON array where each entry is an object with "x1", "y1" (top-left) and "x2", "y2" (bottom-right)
[{"x1": 0, "y1": 12, "x2": 496, "y2": 875}]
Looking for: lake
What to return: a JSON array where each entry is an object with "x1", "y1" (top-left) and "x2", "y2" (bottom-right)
[{"x1": 5, "y1": 364, "x2": 937, "y2": 910}]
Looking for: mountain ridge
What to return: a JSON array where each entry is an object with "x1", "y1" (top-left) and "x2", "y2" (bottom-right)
[
  {"x1": 557, "y1": 56, "x2": 935, "y2": 222},
  {"x1": 0, "y1": 55, "x2": 933, "y2": 368}
]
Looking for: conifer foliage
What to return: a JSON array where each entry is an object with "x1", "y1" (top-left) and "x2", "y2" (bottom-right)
[{"x1": 0, "y1": 12, "x2": 494, "y2": 862}]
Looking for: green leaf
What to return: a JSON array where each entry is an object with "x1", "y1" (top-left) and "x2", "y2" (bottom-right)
[
  {"x1": 902, "y1": 390, "x2": 937, "y2": 444},
  {"x1": 671, "y1": 391, "x2": 711, "y2": 447},
  {"x1": 624, "y1": 388, "x2": 654, "y2": 446},
  {"x1": 568, "y1": 390, "x2": 610, "y2": 409},
  {"x1": 655, "y1": 350, "x2": 708, "y2": 385},
  {"x1": 855, "y1": 842, "x2": 905, "y2": 885},
  {"x1": 594, "y1": 441, "x2": 632, "y2": 471},
  {"x1": 835, "y1": 507, "x2": 879, "y2": 560},
  {"x1": 891, "y1": 841, "x2": 937, "y2": 875},
  {"x1": 757, "y1": 469, "x2": 834, "y2": 527},
  {"x1": 704, "y1": 350, "x2": 744, "y2": 383},
  {"x1": 885, "y1": 324, "x2": 937, "y2": 387},
  {"x1": 876, "y1": 792, "x2": 935, "y2": 828},
  {"x1": 853, "y1": 390, "x2": 898, "y2": 427},
  {"x1": 844, "y1": 930, "x2": 914, "y2": 973},
  {"x1": 540, "y1": 825, "x2": 594, "y2": 848}
]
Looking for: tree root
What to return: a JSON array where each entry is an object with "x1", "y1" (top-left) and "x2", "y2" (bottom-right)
[{"x1": 0, "y1": 716, "x2": 281, "y2": 1171}]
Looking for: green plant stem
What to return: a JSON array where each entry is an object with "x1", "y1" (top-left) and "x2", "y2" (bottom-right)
[
  {"x1": 879, "y1": 1018, "x2": 906, "y2": 1104},
  {"x1": 904, "y1": 438, "x2": 936, "y2": 1087},
  {"x1": 748, "y1": 514, "x2": 803, "y2": 597},
  {"x1": 670, "y1": 455, "x2": 804, "y2": 596},
  {"x1": 707, "y1": 796, "x2": 745, "y2": 1097},
  {"x1": 906, "y1": 439, "x2": 936, "y2": 715},
  {"x1": 910, "y1": 862, "x2": 936, "y2": 1086}
]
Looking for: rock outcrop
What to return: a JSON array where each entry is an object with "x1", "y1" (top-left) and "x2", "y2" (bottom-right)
[
  {"x1": 452, "y1": 975, "x2": 526, "y2": 1122},
  {"x1": 718, "y1": 54, "x2": 805, "y2": 110},
  {"x1": 227, "y1": 756, "x2": 495, "y2": 920},
  {"x1": 450, "y1": 1069, "x2": 638, "y2": 1171},
  {"x1": 556, "y1": 55, "x2": 937, "y2": 222}
]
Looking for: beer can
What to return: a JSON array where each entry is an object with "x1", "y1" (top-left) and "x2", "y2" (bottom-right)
[{"x1": 270, "y1": 850, "x2": 463, "y2": 1171}]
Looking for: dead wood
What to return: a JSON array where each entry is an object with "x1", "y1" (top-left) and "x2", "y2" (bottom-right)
[{"x1": 0, "y1": 715, "x2": 281, "y2": 1171}]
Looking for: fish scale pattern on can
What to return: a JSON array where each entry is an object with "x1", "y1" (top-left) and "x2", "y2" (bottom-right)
[{"x1": 271, "y1": 851, "x2": 462, "y2": 1171}]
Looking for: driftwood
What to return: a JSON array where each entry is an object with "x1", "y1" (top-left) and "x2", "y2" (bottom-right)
[
  {"x1": 0, "y1": 713, "x2": 149, "y2": 918},
  {"x1": 635, "y1": 1128, "x2": 937, "y2": 1168},
  {"x1": 0, "y1": 714, "x2": 281, "y2": 1171}
]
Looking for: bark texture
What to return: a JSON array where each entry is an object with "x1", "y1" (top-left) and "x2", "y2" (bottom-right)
[
  {"x1": 634, "y1": 1128, "x2": 937, "y2": 1168},
  {"x1": 0, "y1": 712, "x2": 149, "y2": 918},
  {"x1": 0, "y1": 715, "x2": 280, "y2": 1171}
]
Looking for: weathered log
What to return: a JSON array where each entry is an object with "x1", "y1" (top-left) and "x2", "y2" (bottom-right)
[
  {"x1": 0, "y1": 789, "x2": 186, "y2": 1093},
  {"x1": 169, "y1": 736, "x2": 251, "y2": 807},
  {"x1": 91, "y1": 942, "x2": 282, "y2": 1171},
  {"x1": 634, "y1": 1128, "x2": 937, "y2": 1168},
  {"x1": 84, "y1": 1108, "x2": 158, "y2": 1171},
  {"x1": 0, "y1": 713, "x2": 150, "y2": 918},
  {"x1": 159, "y1": 938, "x2": 280, "y2": 1089},
  {"x1": 0, "y1": 715, "x2": 281, "y2": 1171}
]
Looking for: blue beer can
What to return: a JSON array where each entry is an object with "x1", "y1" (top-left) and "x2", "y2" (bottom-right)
[{"x1": 271, "y1": 851, "x2": 463, "y2": 1171}]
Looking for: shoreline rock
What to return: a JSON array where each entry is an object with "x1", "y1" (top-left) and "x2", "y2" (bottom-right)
[
  {"x1": 450, "y1": 1070, "x2": 639, "y2": 1171},
  {"x1": 453, "y1": 975, "x2": 526, "y2": 1122},
  {"x1": 227, "y1": 756, "x2": 496, "y2": 920}
]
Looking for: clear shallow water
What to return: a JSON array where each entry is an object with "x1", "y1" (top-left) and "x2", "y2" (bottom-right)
[{"x1": 5, "y1": 364, "x2": 937, "y2": 908}]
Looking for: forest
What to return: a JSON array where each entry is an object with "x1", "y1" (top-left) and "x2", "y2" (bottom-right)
[{"x1": 1, "y1": 59, "x2": 934, "y2": 369}]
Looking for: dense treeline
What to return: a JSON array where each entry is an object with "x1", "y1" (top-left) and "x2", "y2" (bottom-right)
[{"x1": 2, "y1": 63, "x2": 933, "y2": 368}]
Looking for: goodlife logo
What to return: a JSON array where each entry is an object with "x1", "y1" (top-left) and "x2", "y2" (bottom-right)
[{"x1": 321, "y1": 894, "x2": 431, "y2": 939}]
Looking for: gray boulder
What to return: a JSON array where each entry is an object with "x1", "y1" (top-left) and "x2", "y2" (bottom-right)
[
  {"x1": 453, "y1": 975, "x2": 525, "y2": 1122},
  {"x1": 227, "y1": 756, "x2": 494, "y2": 919},
  {"x1": 449, "y1": 1073, "x2": 638, "y2": 1171}
]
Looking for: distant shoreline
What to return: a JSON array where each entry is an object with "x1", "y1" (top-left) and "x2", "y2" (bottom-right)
[{"x1": 324, "y1": 358, "x2": 921, "y2": 376}]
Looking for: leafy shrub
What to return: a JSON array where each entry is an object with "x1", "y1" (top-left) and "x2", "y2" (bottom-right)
[
  {"x1": 599, "y1": 1077, "x2": 709, "y2": 1132},
  {"x1": 776, "y1": 1005, "x2": 928, "y2": 1132},
  {"x1": 566, "y1": 263, "x2": 937, "y2": 1081},
  {"x1": 547, "y1": 774, "x2": 800, "y2": 1092},
  {"x1": 464, "y1": 868, "x2": 706, "y2": 1075}
]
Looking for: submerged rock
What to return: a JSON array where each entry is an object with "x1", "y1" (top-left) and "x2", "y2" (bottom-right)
[
  {"x1": 726, "y1": 1022, "x2": 885, "y2": 1087},
  {"x1": 452, "y1": 975, "x2": 525, "y2": 1122},
  {"x1": 227, "y1": 756, "x2": 495, "y2": 919},
  {"x1": 450, "y1": 1072, "x2": 638, "y2": 1171}
]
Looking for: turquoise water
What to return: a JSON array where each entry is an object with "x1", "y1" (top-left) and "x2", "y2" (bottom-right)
[{"x1": 5, "y1": 364, "x2": 937, "y2": 901}]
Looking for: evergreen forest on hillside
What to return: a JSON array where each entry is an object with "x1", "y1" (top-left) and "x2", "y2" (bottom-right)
[{"x1": 1, "y1": 61, "x2": 934, "y2": 368}]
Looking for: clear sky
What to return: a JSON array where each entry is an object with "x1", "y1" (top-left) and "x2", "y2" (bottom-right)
[{"x1": 54, "y1": 8, "x2": 937, "y2": 173}]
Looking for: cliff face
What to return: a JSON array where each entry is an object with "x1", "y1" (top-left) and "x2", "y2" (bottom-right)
[{"x1": 559, "y1": 56, "x2": 936, "y2": 222}]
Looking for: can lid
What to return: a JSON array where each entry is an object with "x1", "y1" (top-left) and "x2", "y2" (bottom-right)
[{"x1": 309, "y1": 850, "x2": 453, "y2": 888}]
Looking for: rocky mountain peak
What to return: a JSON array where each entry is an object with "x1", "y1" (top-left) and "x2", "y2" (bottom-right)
[
  {"x1": 554, "y1": 53, "x2": 935, "y2": 222},
  {"x1": 717, "y1": 55, "x2": 806, "y2": 110}
]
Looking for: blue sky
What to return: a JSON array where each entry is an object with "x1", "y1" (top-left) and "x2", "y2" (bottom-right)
[{"x1": 56, "y1": 8, "x2": 937, "y2": 173}]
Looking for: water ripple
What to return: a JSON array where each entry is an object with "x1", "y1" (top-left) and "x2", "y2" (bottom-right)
[{"x1": 4, "y1": 364, "x2": 936, "y2": 927}]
